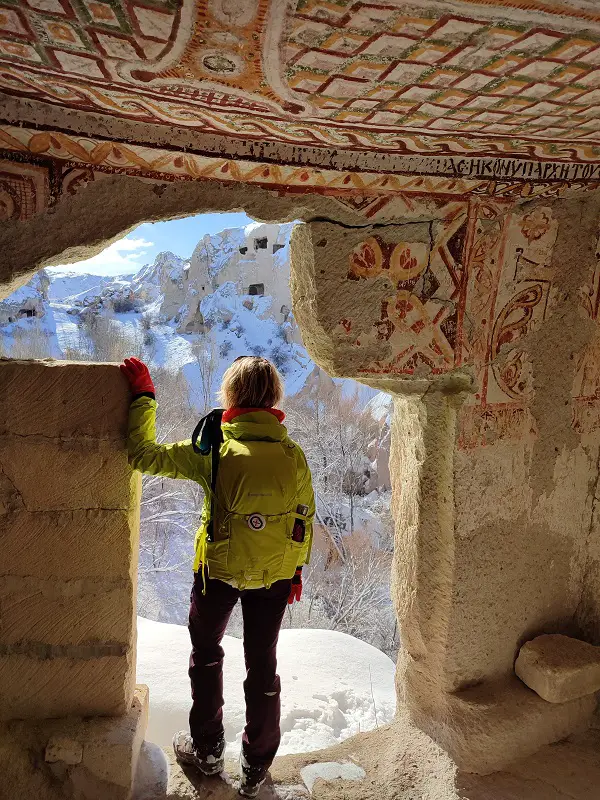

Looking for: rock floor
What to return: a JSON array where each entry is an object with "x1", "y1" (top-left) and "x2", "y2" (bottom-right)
[{"x1": 134, "y1": 713, "x2": 600, "y2": 800}]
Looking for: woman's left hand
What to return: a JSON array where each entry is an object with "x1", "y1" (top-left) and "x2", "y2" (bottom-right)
[
  {"x1": 288, "y1": 568, "x2": 303, "y2": 604},
  {"x1": 120, "y1": 357, "x2": 155, "y2": 395}
]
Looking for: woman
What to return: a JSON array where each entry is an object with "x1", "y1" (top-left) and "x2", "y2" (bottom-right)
[{"x1": 120, "y1": 355, "x2": 314, "y2": 797}]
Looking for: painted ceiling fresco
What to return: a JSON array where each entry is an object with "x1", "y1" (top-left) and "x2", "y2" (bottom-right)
[{"x1": 3, "y1": 0, "x2": 600, "y2": 163}]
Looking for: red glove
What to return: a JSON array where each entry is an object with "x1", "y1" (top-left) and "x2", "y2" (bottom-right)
[
  {"x1": 120, "y1": 357, "x2": 155, "y2": 396},
  {"x1": 288, "y1": 568, "x2": 302, "y2": 605}
]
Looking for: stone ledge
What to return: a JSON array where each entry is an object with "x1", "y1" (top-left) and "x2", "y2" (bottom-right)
[
  {"x1": 0, "y1": 436, "x2": 135, "y2": 512},
  {"x1": 0, "y1": 642, "x2": 127, "y2": 659},
  {"x1": 0, "y1": 574, "x2": 130, "y2": 597},
  {"x1": 0, "y1": 583, "x2": 133, "y2": 648},
  {"x1": 0, "y1": 508, "x2": 138, "y2": 581},
  {"x1": 406, "y1": 674, "x2": 596, "y2": 774}
]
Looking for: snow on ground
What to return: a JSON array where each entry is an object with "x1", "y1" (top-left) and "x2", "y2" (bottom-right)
[
  {"x1": 45, "y1": 268, "x2": 124, "y2": 301},
  {"x1": 136, "y1": 616, "x2": 396, "y2": 758},
  {"x1": 300, "y1": 762, "x2": 366, "y2": 794},
  {"x1": 0, "y1": 307, "x2": 63, "y2": 359}
]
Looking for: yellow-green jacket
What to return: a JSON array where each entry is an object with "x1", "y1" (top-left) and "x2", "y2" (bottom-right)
[{"x1": 127, "y1": 397, "x2": 315, "y2": 589}]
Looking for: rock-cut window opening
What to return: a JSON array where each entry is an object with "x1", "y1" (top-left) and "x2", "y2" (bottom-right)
[{"x1": 0, "y1": 211, "x2": 397, "y2": 769}]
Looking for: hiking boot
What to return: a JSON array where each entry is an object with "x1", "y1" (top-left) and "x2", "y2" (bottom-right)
[
  {"x1": 172, "y1": 730, "x2": 225, "y2": 776},
  {"x1": 238, "y1": 749, "x2": 269, "y2": 798}
]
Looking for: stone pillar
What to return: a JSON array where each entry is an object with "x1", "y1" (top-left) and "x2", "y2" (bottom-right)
[
  {"x1": 0, "y1": 359, "x2": 140, "y2": 719},
  {"x1": 291, "y1": 192, "x2": 600, "y2": 773}
]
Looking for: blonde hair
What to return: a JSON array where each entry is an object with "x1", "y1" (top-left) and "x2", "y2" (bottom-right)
[{"x1": 218, "y1": 356, "x2": 284, "y2": 409}]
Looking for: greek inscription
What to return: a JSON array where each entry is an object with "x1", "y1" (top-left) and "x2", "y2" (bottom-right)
[{"x1": 427, "y1": 156, "x2": 600, "y2": 182}]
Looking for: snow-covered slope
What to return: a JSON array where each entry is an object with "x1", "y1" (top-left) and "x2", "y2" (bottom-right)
[
  {"x1": 45, "y1": 269, "x2": 126, "y2": 302},
  {"x1": 136, "y1": 616, "x2": 396, "y2": 757},
  {"x1": 132, "y1": 251, "x2": 188, "y2": 308}
]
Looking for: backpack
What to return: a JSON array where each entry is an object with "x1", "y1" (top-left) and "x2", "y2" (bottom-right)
[{"x1": 191, "y1": 409, "x2": 308, "y2": 589}]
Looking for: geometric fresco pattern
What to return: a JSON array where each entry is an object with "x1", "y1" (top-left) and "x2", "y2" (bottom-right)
[
  {"x1": 2, "y1": 0, "x2": 600, "y2": 161},
  {"x1": 0, "y1": 160, "x2": 49, "y2": 221},
  {"x1": 0, "y1": 0, "x2": 180, "y2": 76},
  {"x1": 286, "y1": 1, "x2": 600, "y2": 154}
]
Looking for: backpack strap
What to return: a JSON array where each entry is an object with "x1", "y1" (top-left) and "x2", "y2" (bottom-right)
[
  {"x1": 192, "y1": 408, "x2": 224, "y2": 543},
  {"x1": 191, "y1": 408, "x2": 224, "y2": 457}
]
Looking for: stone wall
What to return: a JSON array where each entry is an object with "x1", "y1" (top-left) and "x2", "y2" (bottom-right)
[
  {"x1": 291, "y1": 189, "x2": 600, "y2": 772},
  {"x1": 441, "y1": 195, "x2": 600, "y2": 689},
  {"x1": 0, "y1": 359, "x2": 140, "y2": 720}
]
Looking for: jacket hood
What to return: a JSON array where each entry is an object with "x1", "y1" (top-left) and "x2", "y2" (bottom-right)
[{"x1": 221, "y1": 410, "x2": 288, "y2": 443}]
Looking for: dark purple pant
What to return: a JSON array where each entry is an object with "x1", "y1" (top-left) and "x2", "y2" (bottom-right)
[{"x1": 188, "y1": 574, "x2": 291, "y2": 767}]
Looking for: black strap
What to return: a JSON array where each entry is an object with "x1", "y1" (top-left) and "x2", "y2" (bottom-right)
[{"x1": 191, "y1": 409, "x2": 224, "y2": 542}]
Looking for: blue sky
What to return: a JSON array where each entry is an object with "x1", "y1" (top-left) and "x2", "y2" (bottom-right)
[{"x1": 47, "y1": 212, "x2": 255, "y2": 277}]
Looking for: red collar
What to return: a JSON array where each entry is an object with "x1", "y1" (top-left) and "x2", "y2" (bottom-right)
[{"x1": 222, "y1": 407, "x2": 285, "y2": 423}]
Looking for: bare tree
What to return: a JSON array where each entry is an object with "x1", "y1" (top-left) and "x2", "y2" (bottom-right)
[
  {"x1": 282, "y1": 372, "x2": 397, "y2": 657},
  {"x1": 80, "y1": 313, "x2": 144, "y2": 362},
  {"x1": 284, "y1": 372, "x2": 378, "y2": 541},
  {"x1": 135, "y1": 367, "x2": 205, "y2": 623},
  {"x1": 190, "y1": 333, "x2": 219, "y2": 413},
  {"x1": 283, "y1": 545, "x2": 398, "y2": 659},
  {"x1": 137, "y1": 368, "x2": 199, "y2": 574},
  {"x1": 10, "y1": 321, "x2": 52, "y2": 359}
]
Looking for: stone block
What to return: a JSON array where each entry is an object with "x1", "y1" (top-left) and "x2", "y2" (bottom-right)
[
  {"x1": 0, "y1": 650, "x2": 135, "y2": 720},
  {"x1": 0, "y1": 360, "x2": 129, "y2": 439},
  {"x1": 0, "y1": 436, "x2": 135, "y2": 512},
  {"x1": 515, "y1": 634, "x2": 600, "y2": 703},
  {"x1": 0, "y1": 685, "x2": 148, "y2": 800},
  {"x1": 0, "y1": 508, "x2": 139, "y2": 581},
  {"x1": 406, "y1": 669, "x2": 596, "y2": 774},
  {"x1": 80, "y1": 685, "x2": 149, "y2": 790},
  {"x1": 0, "y1": 577, "x2": 133, "y2": 648}
]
